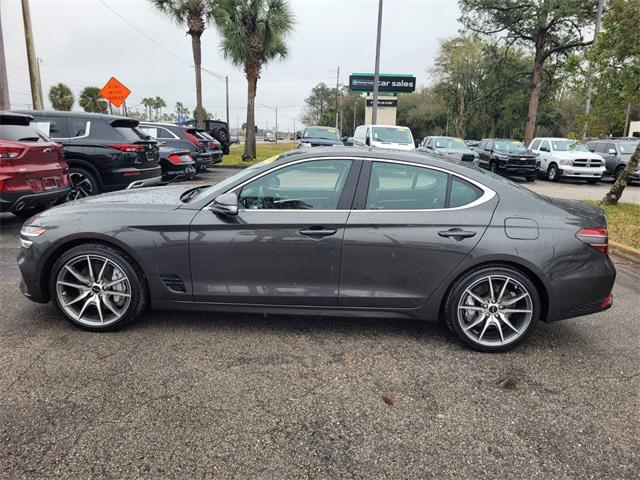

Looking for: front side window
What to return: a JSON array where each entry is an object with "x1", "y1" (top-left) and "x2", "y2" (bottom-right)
[
  {"x1": 238, "y1": 159, "x2": 353, "y2": 210},
  {"x1": 530, "y1": 140, "x2": 541, "y2": 150},
  {"x1": 540, "y1": 140, "x2": 550, "y2": 151},
  {"x1": 366, "y1": 162, "x2": 448, "y2": 210},
  {"x1": 32, "y1": 116, "x2": 69, "y2": 139}
]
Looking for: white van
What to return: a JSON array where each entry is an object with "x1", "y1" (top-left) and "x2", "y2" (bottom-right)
[{"x1": 353, "y1": 124, "x2": 415, "y2": 151}]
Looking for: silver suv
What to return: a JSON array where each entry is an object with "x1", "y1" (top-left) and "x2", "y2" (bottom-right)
[{"x1": 586, "y1": 138, "x2": 640, "y2": 182}]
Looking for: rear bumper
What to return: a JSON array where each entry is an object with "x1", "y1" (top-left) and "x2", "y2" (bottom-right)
[
  {"x1": 0, "y1": 187, "x2": 70, "y2": 213},
  {"x1": 106, "y1": 165, "x2": 162, "y2": 191}
]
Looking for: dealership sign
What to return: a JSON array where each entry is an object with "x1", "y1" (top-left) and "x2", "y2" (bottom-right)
[
  {"x1": 349, "y1": 74, "x2": 416, "y2": 93},
  {"x1": 366, "y1": 98, "x2": 398, "y2": 107}
]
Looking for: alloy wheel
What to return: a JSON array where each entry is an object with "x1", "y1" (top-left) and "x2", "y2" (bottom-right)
[
  {"x1": 548, "y1": 165, "x2": 558, "y2": 181},
  {"x1": 55, "y1": 254, "x2": 131, "y2": 327},
  {"x1": 67, "y1": 171, "x2": 94, "y2": 200},
  {"x1": 457, "y1": 275, "x2": 533, "y2": 348}
]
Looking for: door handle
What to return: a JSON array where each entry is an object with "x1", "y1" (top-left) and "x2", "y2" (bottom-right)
[
  {"x1": 438, "y1": 228, "x2": 477, "y2": 240},
  {"x1": 299, "y1": 227, "x2": 337, "y2": 237}
]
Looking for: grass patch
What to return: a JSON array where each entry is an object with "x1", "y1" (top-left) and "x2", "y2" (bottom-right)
[
  {"x1": 585, "y1": 201, "x2": 640, "y2": 249},
  {"x1": 221, "y1": 142, "x2": 297, "y2": 166}
]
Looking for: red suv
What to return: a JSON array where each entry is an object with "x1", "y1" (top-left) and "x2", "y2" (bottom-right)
[{"x1": 0, "y1": 112, "x2": 70, "y2": 218}]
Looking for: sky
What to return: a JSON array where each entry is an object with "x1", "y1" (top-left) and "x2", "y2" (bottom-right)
[{"x1": 2, "y1": 0, "x2": 461, "y2": 131}]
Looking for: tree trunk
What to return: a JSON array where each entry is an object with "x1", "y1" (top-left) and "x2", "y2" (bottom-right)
[
  {"x1": 454, "y1": 90, "x2": 466, "y2": 137},
  {"x1": 244, "y1": 72, "x2": 257, "y2": 160},
  {"x1": 191, "y1": 33, "x2": 204, "y2": 129},
  {"x1": 602, "y1": 142, "x2": 640, "y2": 205},
  {"x1": 524, "y1": 47, "x2": 545, "y2": 146}
]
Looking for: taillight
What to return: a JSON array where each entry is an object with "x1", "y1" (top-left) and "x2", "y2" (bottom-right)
[
  {"x1": 0, "y1": 146, "x2": 25, "y2": 159},
  {"x1": 208, "y1": 141, "x2": 219, "y2": 150},
  {"x1": 185, "y1": 132, "x2": 203, "y2": 148},
  {"x1": 168, "y1": 154, "x2": 185, "y2": 165},
  {"x1": 576, "y1": 228, "x2": 608, "y2": 254},
  {"x1": 108, "y1": 144, "x2": 145, "y2": 152}
]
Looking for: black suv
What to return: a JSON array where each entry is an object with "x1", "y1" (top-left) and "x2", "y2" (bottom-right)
[
  {"x1": 139, "y1": 122, "x2": 221, "y2": 172},
  {"x1": 180, "y1": 119, "x2": 230, "y2": 155},
  {"x1": 477, "y1": 138, "x2": 538, "y2": 181},
  {"x1": 15, "y1": 111, "x2": 161, "y2": 198}
]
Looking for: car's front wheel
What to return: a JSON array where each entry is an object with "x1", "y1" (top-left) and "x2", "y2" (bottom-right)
[
  {"x1": 445, "y1": 266, "x2": 541, "y2": 352},
  {"x1": 49, "y1": 244, "x2": 147, "y2": 331},
  {"x1": 547, "y1": 163, "x2": 560, "y2": 182}
]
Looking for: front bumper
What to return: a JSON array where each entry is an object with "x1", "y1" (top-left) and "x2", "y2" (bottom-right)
[
  {"x1": 498, "y1": 164, "x2": 537, "y2": 176},
  {"x1": 17, "y1": 236, "x2": 51, "y2": 303},
  {"x1": 0, "y1": 187, "x2": 70, "y2": 214},
  {"x1": 556, "y1": 165, "x2": 605, "y2": 178}
]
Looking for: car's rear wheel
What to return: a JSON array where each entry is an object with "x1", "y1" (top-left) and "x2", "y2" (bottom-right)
[
  {"x1": 525, "y1": 175, "x2": 536, "y2": 182},
  {"x1": 490, "y1": 161, "x2": 497, "y2": 174},
  {"x1": 50, "y1": 244, "x2": 147, "y2": 331},
  {"x1": 67, "y1": 167, "x2": 100, "y2": 201},
  {"x1": 586, "y1": 178, "x2": 600, "y2": 185},
  {"x1": 445, "y1": 266, "x2": 541, "y2": 352},
  {"x1": 614, "y1": 165, "x2": 625, "y2": 180},
  {"x1": 547, "y1": 164, "x2": 560, "y2": 182}
]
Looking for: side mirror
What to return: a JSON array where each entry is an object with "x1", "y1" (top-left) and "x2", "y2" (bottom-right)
[
  {"x1": 608, "y1": 148, "x2": 616, "y2": 154},
  {"x1": 588, "y1": 147, "x2": 595, "y2": 152},
  {"x1": 365, "y1": 137, "x2": 370, "y2": 146},
  {"x1": 295, "y1": 132, "x2": 302, "y2": 140},
  {"x1": 211, "y1": 192, "x2": 238, "y2": 216},
  {"x1": 540, "y1": 146, "x2": 549, "y2": 152}
]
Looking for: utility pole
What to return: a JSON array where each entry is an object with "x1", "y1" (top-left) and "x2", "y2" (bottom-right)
[
  {"x1": 225, "y1": 75, "x2": 230, "y2": 127},
  {"x1": 0, "y1": 7, "x2": 10, "y2": 109},
  {"x1": 371, "y1": 0, "x2": 383, "y2": 125},
  {"x1": 353, "y1": 100, "x2": 357, "y2": 134},
  {"x1": 293, "y1": 117, "x2": 296, "y2": 137},
  {"x1": 582, "y1": 0, "x2": 605, "y2": 139},
  {"x1": 335, "y1": 67, "x2": 340, "y2": 128},
  {"x1": 275, "y1": 106, "x2": 278, "y2": 144},
  {"x1": 21, "y1": 0, "x2": 43, "y2": 110},
  {"x1": 37, "y1": 57, "x2": 44, "y2": 106}
]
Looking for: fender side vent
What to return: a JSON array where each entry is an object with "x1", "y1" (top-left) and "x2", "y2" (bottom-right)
[{"x1": 160, "y1": 274, "x2": 186, "y2": 293}]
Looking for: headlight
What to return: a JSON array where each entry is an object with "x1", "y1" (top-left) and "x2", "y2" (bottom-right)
[
  {"x1": 21, "y1": 225, "x2": 46, "y2": 237},
  {"x1": 496, "y1": 154, "x2": 509, "y2": 161},
  {"x1": 298, "y1": 142, "x2": 311, "y2": 148},
  {"x1": 559, "y1": 158, "x2": 572, "y2": 165}
]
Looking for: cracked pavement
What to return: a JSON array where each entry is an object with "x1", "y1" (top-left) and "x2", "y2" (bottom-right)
[{"x1": 1, "y1": 169, "x2": 639, "y2": 479}]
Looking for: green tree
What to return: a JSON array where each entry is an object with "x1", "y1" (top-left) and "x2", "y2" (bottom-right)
[
  {"x1": 79, "y1": 87, "x2": 107, "y2": 113},
  {"x1": 154, "y1": 96, "x2": 167, "y2": 119},
  {"x1": 48, "y1": 83, "x2": 74, "y2": 111},
  {"x1": 175, "y1": 101, "x2": 190, "y2": 119},
  {"x1": 212, "y1": 0, "x2": 294, "y2": 160},
  {"x1": 459, "y1": 0, "x2": 598, "y2": 146},
  {"x1": 141, "y1": 97, "x2": 154, "y2": 120},
  {"x1": 301, "y1": 83, "x2": 335, "y2": 126},
  {"x1": 593, "y1": 0, "x2": 640, "y2": 205},
  {"x1": 150, "y1": 0, "x2": 215, "y2": 128},
  {"x1": 397, "y1": 88, "x2": 448, "y2": 141}
]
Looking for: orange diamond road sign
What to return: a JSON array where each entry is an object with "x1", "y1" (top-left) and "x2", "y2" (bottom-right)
[{"x1": 99, "y1": 76, "x2": 131, "y2": 108}]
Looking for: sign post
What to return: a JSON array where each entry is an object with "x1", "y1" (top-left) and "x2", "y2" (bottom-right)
[{"x1": 99, "y1": 76, "x2": 131, "y2": 113}]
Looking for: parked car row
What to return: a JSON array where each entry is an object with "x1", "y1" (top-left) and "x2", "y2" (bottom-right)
[
  {"x1": 1, "y1": 110, "x2": 224, "y2": 218},
  {"x1": 298, "y1": 124, "x2": 638, "y2": 186}
]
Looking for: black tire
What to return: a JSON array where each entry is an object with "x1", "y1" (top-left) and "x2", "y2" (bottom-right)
[
  {"x1": 490, "y1": 161, "x2": 497, "y2": 174},
  {"x1": 547, "y1": 163, "x2": 560, "y2": 182},
  {"x1": 211, "y1": 126, "x2": 230, "y2": 144},
  {"x1": 49, "y1": 243, "x2": 147, "y2": 332},
  {"x1": 67, "y1": 167, "x2": 100, "y2": 201},
  {"x1": 586, "y1": 178, "x2": 600, "y2": 185},
  {"x1": 525, "y1": 176, "x2": 536, "y2": 182},
  {"x1": 614, "y1": 165, "x2": 625, "y2": 180},
  {"x1": 444, "y1": 266, "x2": 541, "y2": 353}
]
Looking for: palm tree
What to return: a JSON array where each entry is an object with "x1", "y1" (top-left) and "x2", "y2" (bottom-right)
[
  {"x1": 150, "y1": 0, "x2": 215, "y2": 128},
  {"x1": 212, "y1": 0, "x2": 294, "y2": 160},
  {"x1": 175, "y1": 101, "x2": 190, "y2": 119},
  {"x1": 141, "y1": 97, "x2": 155, "y2": 120},
  {"x1": 48, "y1": 83, "x2": 74, "y2": 111},
  {"x1": 154, "y1": 96, "x2": 167, "y2": 120},
  {"x1": 79, "y1": 87, "x2": 107, "y2": 113}
]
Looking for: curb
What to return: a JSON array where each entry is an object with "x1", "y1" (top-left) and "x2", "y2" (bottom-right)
[{"x1": 610, "y1": 241, "x2": 640, "y2": 264}]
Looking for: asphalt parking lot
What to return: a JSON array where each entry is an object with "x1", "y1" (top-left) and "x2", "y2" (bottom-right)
[{"x1": 1, "y1": 169, "x2": 639, "y2": 479}]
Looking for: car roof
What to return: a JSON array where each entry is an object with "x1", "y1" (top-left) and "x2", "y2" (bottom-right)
[
  {"x1": 12, "y1": 109, "x2": 134, "y2": 122},
  {"x1": 140, "y1": 121, "x2": 181, "y2": 128}
]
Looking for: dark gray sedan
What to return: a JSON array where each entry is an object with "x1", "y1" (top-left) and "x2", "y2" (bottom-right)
[{"x1": 17, "y1": 148, "x2": 615, "y2": 352}]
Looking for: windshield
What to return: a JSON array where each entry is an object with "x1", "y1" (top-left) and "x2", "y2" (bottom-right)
[
  {"x1": 494, "y1": 140, "x2": 527, "y2": 152},
  {"x1": 372, "y1": 127, "x2": 413, "y2": 144},
  {"x1": 619, "y1": 141, "x2": 639, "y2": 155},
  {"x1": 435, "y1": 137, "x2": 467, "y2": 150},
  {"x1": 185, "y1": 156, "x2": 280, "y2": 202},
  {"x1": 303, "y1": 127, "x2": 341, "y2": 141},
  {"x1": 551, "y1": 140, "x2": 589, "y2": 152}
]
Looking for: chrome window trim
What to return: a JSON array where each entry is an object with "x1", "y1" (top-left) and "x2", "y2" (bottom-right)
[
  {"x1": 66, "y1": 120, "x2": 91, "y2": 140},
  {"x1": 205, "y1": 156, "x2": 496, "y2": 213}
]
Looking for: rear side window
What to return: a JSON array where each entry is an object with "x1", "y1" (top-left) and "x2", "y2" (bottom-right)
[
  {"x1": 0, "y1": 124, "x2": 49, "y2": 142},
  {"x1": 449, "y1": 177, "x2": 482, "y2": 208},
  {"x1": 68, "y1": 118, "x2": 89, "y2": 138},
  {"x1": 366, "y1": 162, "x2": 448, "y2": 210}
]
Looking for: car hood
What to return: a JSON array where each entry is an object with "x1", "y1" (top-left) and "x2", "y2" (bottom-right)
[
  {"x1": 300, "y1": 138, "x2": 343, "y2": 146},
  {"x1": 371, "y1": 141, "x2": 415, "y2": 151},
  {"x1": 36, "y1": 185, "x2": 192, "y2": 221},
  {"x1": 553, "y1": 151, "x2": 603, "y2": 160},
  {"x1": 439, "y1": 148, "x2": 476, "y2": 158}
]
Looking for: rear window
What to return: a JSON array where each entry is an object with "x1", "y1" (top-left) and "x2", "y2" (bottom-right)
[
  {"x1": 0, "y1": 124, "x2": 50, "y2": 142},
  {"x1": 114, "y1": 126, "x2": 147, "y2": 142}
]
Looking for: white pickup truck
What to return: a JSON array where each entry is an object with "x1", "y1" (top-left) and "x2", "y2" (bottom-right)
[{"x1": 529, "y1": 137, "x2": 606, "y2": 183}]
